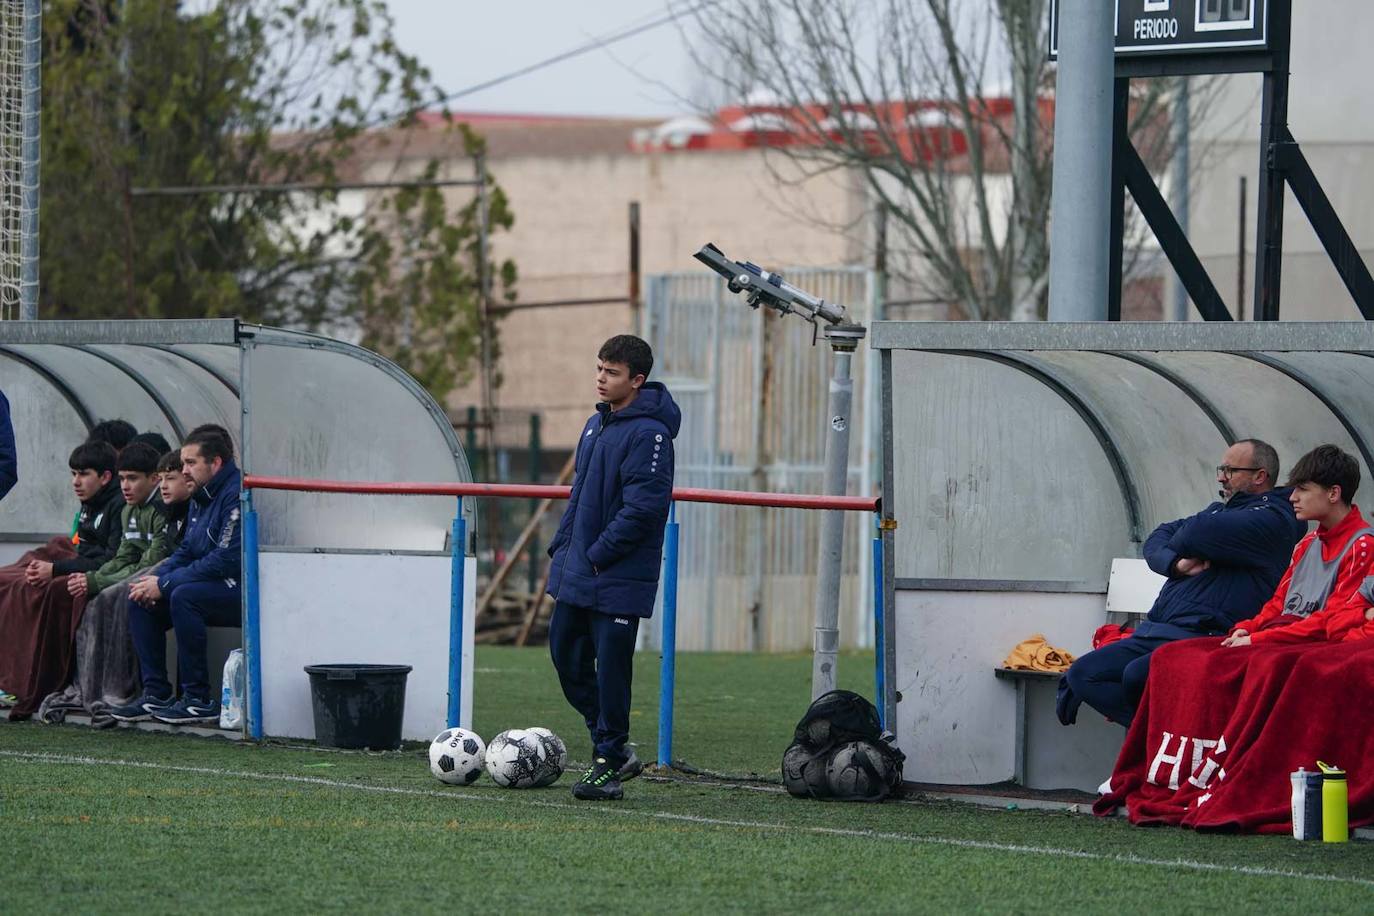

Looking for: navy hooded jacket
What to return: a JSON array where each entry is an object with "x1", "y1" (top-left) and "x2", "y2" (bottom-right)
[
  {"x1": 547, "y1": 382, "x2": 681, "y2": 618},
  {"x1": 0, "y1": 389, "x2": 15, "y2": 502},
  {"x1": 158, "y1": 459, "x2": 243, "y2": 593},
  {"x1": 1136, "y1": 487, "x2": 1306, "y2": 639}
]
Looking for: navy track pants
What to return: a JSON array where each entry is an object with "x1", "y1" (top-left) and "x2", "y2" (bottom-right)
[
  {"x1": 1062, "y1": 633, "x2": 1178, "y2": 728},
  {"x1": 128, "y1": 579, "x2": 239, "y2": 702},
  {"x1": 548, "y1": 601, "x2": 639, "y2": 767}
]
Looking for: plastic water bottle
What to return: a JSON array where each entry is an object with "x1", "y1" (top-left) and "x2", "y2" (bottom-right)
[{"x1": 220, "y1": 649, "x2": 246, "y2": 730}]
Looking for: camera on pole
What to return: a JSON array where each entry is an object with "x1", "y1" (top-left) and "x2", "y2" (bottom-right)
[{"x1": 694, "y1": 242, "x2": 865, "y2": 700}]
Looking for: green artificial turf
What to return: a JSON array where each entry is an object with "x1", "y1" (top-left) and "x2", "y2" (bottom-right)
[{"x1": 3, "y1": 648, "x2": 1372, "y2": 914}]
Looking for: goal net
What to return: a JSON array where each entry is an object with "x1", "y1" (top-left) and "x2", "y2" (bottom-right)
[{"x1": 0, "y1": 0, "x2": 38, "y2": 321}]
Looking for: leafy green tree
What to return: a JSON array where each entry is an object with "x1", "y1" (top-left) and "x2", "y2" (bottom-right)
[{"x1": 39, "y1": 0, "x2": 513, "y2": 401}]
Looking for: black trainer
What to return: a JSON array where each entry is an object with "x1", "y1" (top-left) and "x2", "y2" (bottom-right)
[
  {"x1": 109, "y1": 692, "x2": 174, "y2": 723},
  {"x1": 573, "y1": 756, "x2": 624, "y2": 801},
  {"x1": 617, "y1": 748, "x2": 644, "y2": 781}
]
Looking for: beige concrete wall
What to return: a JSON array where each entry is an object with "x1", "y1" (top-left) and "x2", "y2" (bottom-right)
[{"x1": 439, "y1": 150, "x2": 867, "y2": 449}]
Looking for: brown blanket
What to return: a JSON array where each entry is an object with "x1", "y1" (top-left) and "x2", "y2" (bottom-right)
[{"x1": 0, "y1": 537, "x2": 88, "y2": 718}]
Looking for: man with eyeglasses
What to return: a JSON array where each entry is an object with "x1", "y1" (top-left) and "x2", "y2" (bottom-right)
[{"x1": 1058, "y1": 438, "x2": 1306, "y2": 731}]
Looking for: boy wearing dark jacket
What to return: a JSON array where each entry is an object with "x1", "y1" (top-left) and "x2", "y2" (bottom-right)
[
  {"x1": 547, "y1": 335, "x2": 681, "y2": 800},
  {"x1": 113, "y1": 429, "x2": 241, "y2": 726},
  {"x1": 1060, "y1": 439, "x2": 1306, "y2": 728},
  {"x1": 24, "y1": 442, "x2": 125, "y2": 587}
]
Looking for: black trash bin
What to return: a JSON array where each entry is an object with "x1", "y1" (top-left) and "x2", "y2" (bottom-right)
[{"x1": 304, "y1": 663, "x2": 413, "y2": 750}]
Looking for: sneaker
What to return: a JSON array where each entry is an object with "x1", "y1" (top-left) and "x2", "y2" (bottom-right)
[
  {"x1": 617, "y1": 748, "x2": 644, "y2": 781},
  {"x1": 152, "y1": 696, "x2": 221, "y2": 726},
  {"x1": 573, "y1": 756, "x2": 624, "y2": 801},
  {"x1": 109, "y1": 693, "x2": 175, "y2": 722}
]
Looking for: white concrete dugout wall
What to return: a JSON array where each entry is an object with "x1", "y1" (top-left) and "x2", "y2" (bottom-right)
[
  {"x1": 873, "y1": 321, "x2": 1374, "y2": 791},
  {"x1": 0, "y1": 320, "x2": 477, "y2": 741}
]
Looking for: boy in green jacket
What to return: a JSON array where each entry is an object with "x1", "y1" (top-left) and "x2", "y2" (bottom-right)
[{"x1": 67, "y1": 443, "x2": 167, "y2": 599}]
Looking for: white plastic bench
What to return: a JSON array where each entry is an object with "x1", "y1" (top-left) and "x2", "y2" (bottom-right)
[{"x1": 993, "y1": 557, "x2": 1167, "y2": 786}]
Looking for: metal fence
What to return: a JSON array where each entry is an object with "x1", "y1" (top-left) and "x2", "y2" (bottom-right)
[{"x1": 644, "y1": 267, "x2": 879, "y2": 652}]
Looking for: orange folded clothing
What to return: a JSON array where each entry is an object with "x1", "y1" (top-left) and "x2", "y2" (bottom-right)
[{"x1": 1002, "y1": 634, "x2": 1076, "y2": 672}]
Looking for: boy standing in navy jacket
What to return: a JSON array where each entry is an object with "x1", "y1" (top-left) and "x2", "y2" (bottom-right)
[
  {"x1": 547, "y1": 335, "x2": 680, "y2": 800},
  {"x1": 113, "y1": 428, "x2": 241, "y2": 726}
]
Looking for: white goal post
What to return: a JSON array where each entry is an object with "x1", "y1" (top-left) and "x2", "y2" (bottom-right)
[{"x1": 0, "y1": 0, "x2": 39, "y2": 321}]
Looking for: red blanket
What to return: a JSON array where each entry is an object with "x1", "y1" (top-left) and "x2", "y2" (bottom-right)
[
  {"x1": 0, "y1": 538, "x2": 88, "y2": 718},
  {"x1": 1095, "y1": 636, "x2": 1374, "y2": 833}
]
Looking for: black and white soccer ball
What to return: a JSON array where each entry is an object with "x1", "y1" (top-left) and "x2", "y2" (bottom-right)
[
  {"x1": 782, "y1": 743, "x2": 831, "y2": 799},
  {"x1": 824, "y1": 740, "x2": 893, "y2": 801},
  {"x1": 428, "y1": 728, "x2": 486, "y2": 786},
  {"x1": 525, "y1": 726, "x2": 569, "y2": 788},
  {"x1": 484, "y1": 728, "x2": 548, "y2": 788}
]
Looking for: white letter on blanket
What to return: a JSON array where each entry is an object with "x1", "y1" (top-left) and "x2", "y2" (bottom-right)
[
  {"x1": 1188, "y1": 735, "x2": 1227, "y2": 789},
  {"x1": 1147, "y1": 731, "x2": 1188, "y2": 790}
]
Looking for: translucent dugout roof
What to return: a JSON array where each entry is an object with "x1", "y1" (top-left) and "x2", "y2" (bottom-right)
[
  {"x1": 872, "y1": 322, "x2": 1374, "y2": 589},
  {"x1": 0, "y1": 320, "x2": 473, "y2": 552}
]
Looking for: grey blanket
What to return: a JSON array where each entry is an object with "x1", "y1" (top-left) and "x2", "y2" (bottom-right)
[{"x1": 37, "y1": 565, "x2": 154, "y2": 726}]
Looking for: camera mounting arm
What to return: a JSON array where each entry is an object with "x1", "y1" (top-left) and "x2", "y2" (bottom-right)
[{"x1": 694, "y1": 243, "x2": 847, "y2": 327}]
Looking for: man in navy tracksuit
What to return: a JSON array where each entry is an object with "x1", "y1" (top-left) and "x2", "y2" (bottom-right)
[
  {"x1": 547, "y1": 335, "x2": 680, "y2": 800},
  {"x1": 113, "y1": 428, "x2": 242, "y2": 726},
  {"x1": 1060, "y1": 438, "x2": 1306, "y2": 730}
]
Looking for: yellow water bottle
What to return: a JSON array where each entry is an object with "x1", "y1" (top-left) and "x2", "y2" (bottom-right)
[{"x1": 1318, "y1": 761, "x2": 1348, "y2": 843}]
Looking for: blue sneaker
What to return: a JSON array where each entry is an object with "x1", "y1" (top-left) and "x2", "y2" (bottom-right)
[
  {"x1": 152, "y1": 696, "x2": 221, "y2": 726},
  {"x1": 109, "y1": 693, "x2": 175, "y2": 722}
]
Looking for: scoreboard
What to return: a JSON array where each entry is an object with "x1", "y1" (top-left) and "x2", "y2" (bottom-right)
[{"x1": 1050, "y1": 0, "x2": 1270, "y2": 59}]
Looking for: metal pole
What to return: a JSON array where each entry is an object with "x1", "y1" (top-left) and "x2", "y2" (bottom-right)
[
  {"x1": 448, "y1": 497, "x2": 467, "y2": 728},
  {"x1": 527, "y1": 412, "x2": 540, "y2": 593},
  {"x1": 1237, "y1": 175, "x2": 1248, "y2": 321},
  {"x1": 871, "y1": 513, "x2": 885, "y2": 728},
  {"x1": 1253, "y1": 0, "x2": 1292, "y2": 321},
  {"x1": 19, "y1": 0, "x2": 41, "y2": 320},
  {"x1": 657, "y1": 502, "x2": 679, "y2": 767},
  {"x1": 242, "y1": 491, "x2": 263, "y2": 739},
  {"x1": 1171, "y1": 77, "x2": 1191, "y2": 322},
  {"x1": 812, "y1": 323, "x2": 865, "y2": 699},
  {"x1": 628, "y1": 201, "x2": 641, "y2": 335},
  {"x1": 1047, "y1": 0, "x2": 1115, "y2": 321}
]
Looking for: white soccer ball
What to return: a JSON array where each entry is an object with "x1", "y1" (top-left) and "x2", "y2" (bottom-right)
[
  {"x1": 526, "y1": 726, "x2": 569, "y2": 788},
  {"x1": 484, "y1": 728, "x2": 548, "y2": 789},
  {"x1": 428, "y1": 728, "x2": 486, "y2": 786}
]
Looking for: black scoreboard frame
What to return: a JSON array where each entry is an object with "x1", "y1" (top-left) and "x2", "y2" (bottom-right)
[{"x1": 1051, "y1": 0, "x2": 1374, "y2": 321}]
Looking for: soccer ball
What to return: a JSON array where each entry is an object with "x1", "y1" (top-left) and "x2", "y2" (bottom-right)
[
  {"x1": 825, "y1": 741, "x2": 892, "y2": 801},
  {"x1": 428, "y1": 728, "x2": 486, "y2": 786},
  {"x1": 782, "y1": 743, "x2": 831, "y2": 799},
  {"x1": 526, "y1": 726, "x2": 568, "y2": 787},
  {"x1": 484, "y1": 728, "x2": 547, "y2": 788}
]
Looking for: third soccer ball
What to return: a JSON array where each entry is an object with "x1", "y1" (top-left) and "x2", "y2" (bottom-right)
[
  {"x1": 484, "y1": 728, "x2": 547, "y2": 788},
  {"x1": 526, "y1": 726, "x2": 568, "y2": 787}
]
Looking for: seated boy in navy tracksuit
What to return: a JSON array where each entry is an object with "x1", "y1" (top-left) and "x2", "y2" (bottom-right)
[
  {"x1": 547, "y1": 335, "x2": 680, "y2": 800},
  {"x1": 112, "y1": 427, "x2": 241, "y2": 726}
]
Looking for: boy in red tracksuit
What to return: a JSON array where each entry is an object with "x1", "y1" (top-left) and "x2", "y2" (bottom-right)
[{"x1": 1222, "y1": 445, "x2": 1374, "y2": 648}]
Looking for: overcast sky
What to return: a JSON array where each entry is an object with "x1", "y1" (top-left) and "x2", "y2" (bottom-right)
[{"x1": 386, "y1": 0, "x2": 699, "y2": 119}]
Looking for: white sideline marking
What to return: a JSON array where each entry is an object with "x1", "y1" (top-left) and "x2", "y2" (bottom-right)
[{"x1": 4, "y1": 750, "x2": 1372, "y2": 889}]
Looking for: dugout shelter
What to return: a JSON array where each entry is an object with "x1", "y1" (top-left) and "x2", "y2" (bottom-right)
[
  {"x1": 873, "y1": 321, "x2": 1374, "y2": 792},
  {"x1": 0, "y1": 319, "x2": 477, "y2": 739}
]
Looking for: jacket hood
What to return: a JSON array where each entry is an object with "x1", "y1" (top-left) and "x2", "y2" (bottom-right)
[
  {"x1": 603, "y1": 382, "x2": 681, "y2": 438},
  {"x1": 85, "y1": 476, "x2": 121, "y2": 509}
]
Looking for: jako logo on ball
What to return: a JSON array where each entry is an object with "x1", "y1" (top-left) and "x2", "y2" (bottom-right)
[{"x1": 428, "y1": 728, "x2": 486, "y2": 786}]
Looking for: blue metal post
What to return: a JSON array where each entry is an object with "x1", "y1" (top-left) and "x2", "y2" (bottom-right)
[
  {"x1": 657, "y1": 502, "x2": 680, "y2": 768},
  {"x1": 872, "y1": 513, "x2": 885, "y2": 730},
  {"x1": 448, "y1": 498, "x2": 467, "y2": 728},
  {"x1": 242, "y1": 491, "x2": 263, "y2": 739}
]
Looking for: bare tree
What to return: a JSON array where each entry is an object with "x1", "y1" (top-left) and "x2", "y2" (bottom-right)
[{"x1": 683, "y1": 0, "x2": 1218, "y2": 321}]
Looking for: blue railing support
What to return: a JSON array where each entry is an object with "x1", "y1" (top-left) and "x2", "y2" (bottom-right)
[
  {"x1": 657, "y1": 502, "x2": 680, "y2": 768},
  {"x1": 872, "y1": 513, "x2": 885, "y2": 730},
  {"x1": 243, "y1": 491, "x2": 264, "y2": 740},
  {"x1": 448, "y1": 498, "x2": 467, "y2": 729}
]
